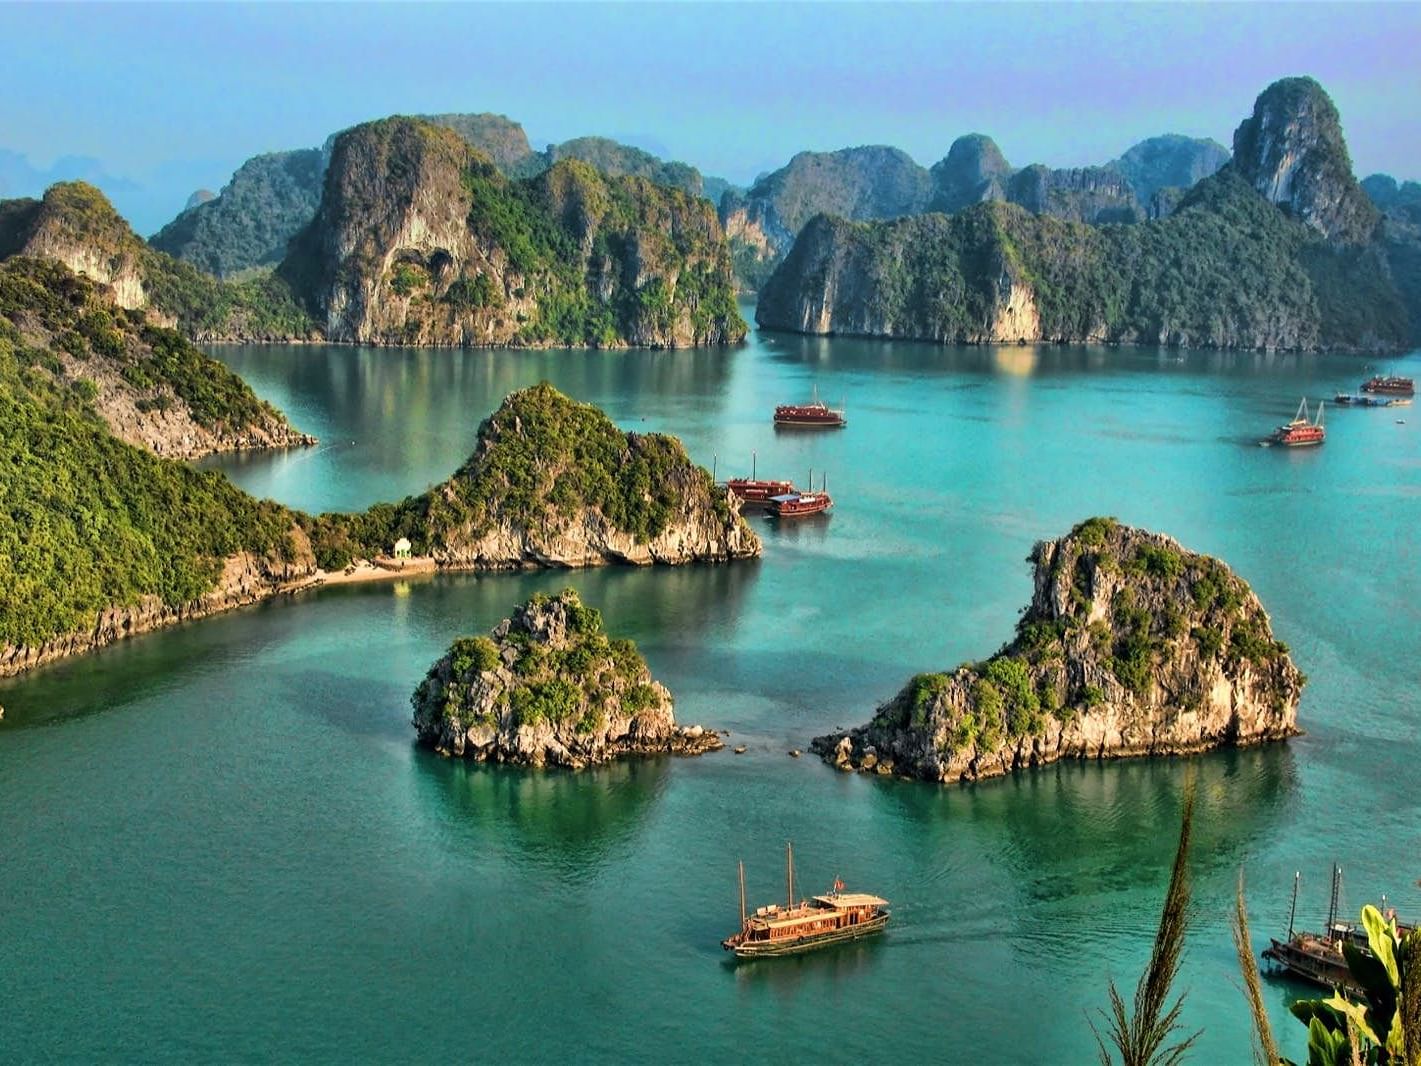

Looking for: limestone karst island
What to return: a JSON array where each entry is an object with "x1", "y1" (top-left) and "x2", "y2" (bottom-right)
[{"x1": 3, "y1": 4, "x2": 1418, "y2": 1065}]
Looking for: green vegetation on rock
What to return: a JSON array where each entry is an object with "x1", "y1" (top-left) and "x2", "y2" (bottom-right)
[
  {"x1": 0, "y1": 256, "x2": 305, "y2": 447},
  {"x1": 409, "y1": 588, "x2": 718, "y2": 768},
  {"x1": 282, "y1": 119, "x2": 743, "y2": 348},
  {"x1": 0, "y1": 181, "x2": 315, "y2": 341},
  {"x1": 319, "y1": 381, "x2": 734, "y2": 566},
  {"x1": 0, "y1": 309, "x2": 298, "y2": 649},
  {"x1": 759, "y1": 169, "x2": 1408, "y2": 352},
  {"x1": 815, "y1": 518, "x2": 1303, "y2": 783},
  {"x1": 148, "y1": 149, "x2": 325, "y2": 277}
]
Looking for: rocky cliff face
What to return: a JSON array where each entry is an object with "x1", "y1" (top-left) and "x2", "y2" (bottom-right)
[
  {"x1": 756, "y1": 211, "x2": 1045, "y2": 343},
  {"x1": 1007, "y1": 164, "x2": 1141, "y2": 224},
  {"x1": 812, "y1": 519, "x2": 1303, "y2": 785},
  {"x1": 544, "y1": 137, "x2": 703, "y2": 196},
  {"x1": 150, "y1": 149, "x2": 326, "y2": 277},
  {"x1": 0, "y1": 256, "x2": 313, "y2": 457},
  {"x1": 1109, "y1": 135, "x2": 1230, "y2": 204},
  {"x1": 281, "y1": 117, "x2": 743, "y2": 348},
  {"x1": 718, "y1": 189, "x2": 796, "y2": 292},
  {"x1": 0, "y1": 182, "x2": 154, "y2": 312},
  {"x1": 929, "y1": 134, "x2": 1012, "y2": 213},
  {"x1": 411, "y1": 589, "x2": 720, "y2": 769},
  {"x1": 720, "y1": 146, "x2": 934, "y2": 291},
  {"x1": 1, "y1": 182, "x2": 318, "y2": 342},
  {"x1": 421, "y1": 112, "x2": 539, "y2": 175},
  {"x1": 394, "y1": 383, "x2": 761, "y2": 568},
  {"x1": 1232, "y1": 77, "x2": 1378, "y2": 244}
]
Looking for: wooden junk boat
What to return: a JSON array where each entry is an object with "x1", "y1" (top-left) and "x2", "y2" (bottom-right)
[
  {"x1": 768, "y1": 472, "x2": 833, "y2": 518},
  {"x1": 773, "y1": 387, "x2": 846, "y2": 428},
  {"x1": 1361, "y1": 374, "x2": 1416, "y2": 397},
  {"x1": 1266, "y1": 398, "x2": 1325, "y2": 447},
  {"x1": 721, "y1": 843, "x2": 889, "y2": 958},
  {"x1": 1262, "y1": 864, "x2": 1414, "y2": 995},
  {"x1": 725, "y1": 452, "x2": 796, "y2": 509}
]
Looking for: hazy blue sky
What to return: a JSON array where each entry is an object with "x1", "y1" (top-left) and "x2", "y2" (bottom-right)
[{"x1": 3, "y1": 2, "x2": 1419, "y2": 232}]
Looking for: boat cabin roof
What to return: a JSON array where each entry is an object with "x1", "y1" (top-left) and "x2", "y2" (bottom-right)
[
  {"x1": 769, "y1": 493, "x2": 801, "y2": 503},
  {"x1": 814, "y1": 893, "x2": 888, "y2": 908}
]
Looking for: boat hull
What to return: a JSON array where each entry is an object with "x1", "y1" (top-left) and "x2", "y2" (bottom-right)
[
  {"x1": 1263, "y1": 937, "x2": 1360, "y2": 995},
  {"x1": 1275, "y1": 436, "x2": 1324, "y2": 447},
  {"x1": 726, "y1": 913, "x2": 890, "y2": 958},
  {"x1": 773, "y1": 417, "x2": 846, "y2": 429}
]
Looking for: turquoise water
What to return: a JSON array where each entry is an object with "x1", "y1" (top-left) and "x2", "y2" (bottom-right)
[{"x1": 3, "y1": 308, "x2": 1419, "y2": 1062}]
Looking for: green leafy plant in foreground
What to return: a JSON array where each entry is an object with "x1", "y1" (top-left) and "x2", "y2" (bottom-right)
[{"x1": 1234, "y1": 893, "x2": 1421, "y2": 1065}]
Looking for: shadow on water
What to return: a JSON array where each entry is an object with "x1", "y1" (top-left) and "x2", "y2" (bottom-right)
[
  {"x1": 413, "y1": 750, "x2": 670, "y2": 877},
  {"x1": 0, "y1": 593, "x2": 313, "y2": 731},
  {"x1": 875, "y1": 745, "x2": 1298, "y2": 897}
]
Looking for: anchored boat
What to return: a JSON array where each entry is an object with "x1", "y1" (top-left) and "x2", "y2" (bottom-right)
[
  {"x1": 1267, "y1": 398, "x2": 1325, "y2": 447},
  {"x1": 1262, "y1": 864, "x2": 1413, "y2": 994},
  {"x1": 774, "y1": 387, "x2": 846, "y2": 428},
  {"x1": 721, "y1": 843, "x2": 889, "y2": 958},
  {"x1": 767, "y1": 471, "x2": 833, "y2": 518},
  {"x1": 1361, "y1": 375, "x2": 1415, "y2": 397},
  {"x1": 725, "y1": 452, "x2": 797, "y2": 509}
]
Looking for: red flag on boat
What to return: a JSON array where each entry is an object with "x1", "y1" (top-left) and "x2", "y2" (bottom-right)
[{"x1": 833, "y1": 877, "x2": 845, "y2": 893}]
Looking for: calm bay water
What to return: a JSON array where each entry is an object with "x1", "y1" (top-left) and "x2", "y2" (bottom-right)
[{"x1": 3, "y1": 305, "x2": 1420, "y2": 1062}]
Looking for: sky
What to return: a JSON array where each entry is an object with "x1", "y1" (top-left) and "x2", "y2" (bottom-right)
[{"x1": 3, "y1": 2, "x2": 1419, "y2": 233}]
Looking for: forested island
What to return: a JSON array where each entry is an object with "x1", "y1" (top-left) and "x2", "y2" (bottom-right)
[
  {"x1": 0, "y1": 261, "x2": 756, "y2": 676},
  {"x1": 813, "y1": 518, "x2": 1304, "y2": 784},
  {"x1": 411, "y1": 588, "x2": 721, "y2": 769}
]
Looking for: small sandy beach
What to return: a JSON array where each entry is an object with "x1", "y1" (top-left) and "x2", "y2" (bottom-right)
[{"x1": 285, "y1": 556, "x2": 440, "y2": 593}]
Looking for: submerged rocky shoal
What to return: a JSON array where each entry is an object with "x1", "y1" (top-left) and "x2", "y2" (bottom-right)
[
  {"x1": 411, "y1": 588, "x2": 721, "y2": 769},
  {"x1": 813, "y1": 518, "x2": 1304, "y2": 784}
]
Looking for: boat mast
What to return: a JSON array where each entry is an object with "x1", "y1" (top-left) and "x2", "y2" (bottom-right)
[
  {"x1": 1296, "y1": 397, "x2": 1308, "y2": 423},
  {"x1": 1317, "y1": 399, "x2": 1325, "y2": 426},
  {"x1": 1287, "y1": 871, "x2": 1300, "y2": 939},
  {"x1": 738, "y1": 860, "x2": 747, "y2": 927},
  {"x1": 1327, "y1": 863, "x2": 1342, "y2": 930},
  {"x1": 752, "y1": 450, "x2": 756, "y2": 481},
  {"x1": 786, "y1": 841, "x2": 795, "y2": 908}
]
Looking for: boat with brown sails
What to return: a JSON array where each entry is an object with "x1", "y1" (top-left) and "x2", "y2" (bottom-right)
[
  {"x1": 721, "y1": 843, "x2": 889, "y2": 958},
  {"x1": 1262, "y1": 864, "x2": 1414, "y2": 994}
]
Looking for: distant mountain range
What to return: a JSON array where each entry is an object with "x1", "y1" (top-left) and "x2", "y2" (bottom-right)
[
  {"x1": 141, "y1": 116, "x2": 1234, "y2": 294},
  {"x1": 756, "y1": 77, "x2": 1418, "y2": 353},
  {"x1": 4, "y1": 76, "x2": 1420, "y2": 354},
  {"x1": 147, "y1": 116, "x2": 736, "y2": 282},
  {"x1": 719, "y1": 134, "x2": 1230, "y2": 290},
  {"x1": 0, "y1": 117, "x2": 744, "y2": 349}
]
